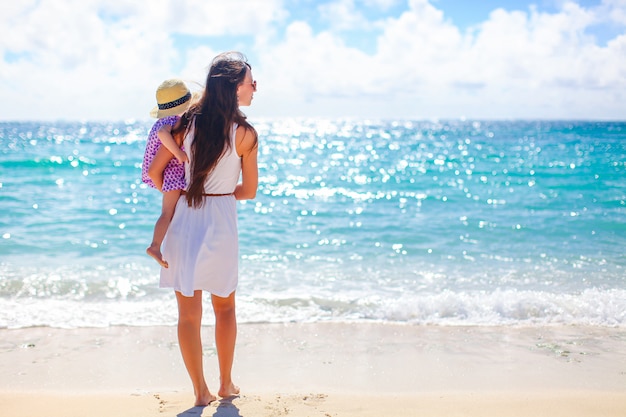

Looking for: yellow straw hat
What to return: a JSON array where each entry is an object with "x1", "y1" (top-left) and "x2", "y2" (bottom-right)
[{"x1": 149, "y1": 79, "x2": 192, "y2": 118}]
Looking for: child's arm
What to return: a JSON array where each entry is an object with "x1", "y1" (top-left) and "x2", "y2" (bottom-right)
[{"x1": 157, "y1": 123, "x2": 188, "y2": 164}]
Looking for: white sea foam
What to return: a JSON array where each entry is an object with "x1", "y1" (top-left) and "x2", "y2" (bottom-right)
[{"x1": 2, "y1": 288, "x2": 624, "y2": 329}]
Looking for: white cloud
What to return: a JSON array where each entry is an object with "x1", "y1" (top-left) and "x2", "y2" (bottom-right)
[
  {"x1": 319, "y1": 0, "x2": 372, "y2": 31},
  {"x1": 0, "y1": 0, "x2": 625, "y2": 121},
  {"x1": 362, "y1": 0, "x2": 402, "y2": 9},
  {"x1": 179, "y1": 46, "x2": 219, "y2": 89},
  {"x1": 0, "y1": 0, "x2": 283, "y2": 120},
  {"x1": 252, "y1": 0, "x2": 626, "y2": 119},
  {"x1": 375, "y1": 0, "x2": 462, "y2": 83},
  {"x1": 602, "y1": 0, "x2": 626, "y2": 24},
  {"x1": 167, "y1": 0, "x2": 287, "y2": 36}
]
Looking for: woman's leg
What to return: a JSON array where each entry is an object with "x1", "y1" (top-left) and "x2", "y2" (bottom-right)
[
  {"x1": 147, "y1": 190, "x2": 180, "y2": 268},
  {"x1": 211, "y1": 292, "x2": 240, "y2": 398},
  {"x1": 176, "y1": 290, "x2": 216, "y2": 406}
]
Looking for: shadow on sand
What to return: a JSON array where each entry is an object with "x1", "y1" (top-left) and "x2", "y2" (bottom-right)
[{"x1": 177, "y1": 396, "x2": 242, "y2": 417}]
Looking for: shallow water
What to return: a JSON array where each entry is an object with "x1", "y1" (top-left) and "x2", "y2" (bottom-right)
[{"x1": 1, "y1": 119, "x2": 625, "y2": 328}]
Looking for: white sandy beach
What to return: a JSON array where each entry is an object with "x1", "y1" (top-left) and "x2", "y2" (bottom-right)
[{"x1": 1, "y1": 323, "x2": 625, "y2": 416}]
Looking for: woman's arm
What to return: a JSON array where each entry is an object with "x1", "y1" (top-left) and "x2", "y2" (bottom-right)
[{"x1": 233, "y1": 126, "x2": 258, "y2": 200}]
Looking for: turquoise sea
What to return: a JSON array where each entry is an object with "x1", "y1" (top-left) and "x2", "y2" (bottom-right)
[{"x1": 0, "y1": 119, "x2": 625, "y2": 328}]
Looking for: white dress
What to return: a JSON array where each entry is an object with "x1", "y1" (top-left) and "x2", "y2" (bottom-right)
[{"x1": 160, "y1": 123, "x2": 241, "y2": 297}]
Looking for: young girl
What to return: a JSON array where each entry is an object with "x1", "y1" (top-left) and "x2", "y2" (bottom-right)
[{"x1": 142, "y1": 78, "x2": 193, "y2": 268}]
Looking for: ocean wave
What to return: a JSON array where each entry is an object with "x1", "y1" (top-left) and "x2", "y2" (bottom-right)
[{"x1": 2, "y1": 288, "x2": 624, "y2": 329}]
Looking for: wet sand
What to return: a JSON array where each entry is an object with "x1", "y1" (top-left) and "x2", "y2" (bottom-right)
[{"x1": 1, "y1": 323, "x2": 624, "y2": 416}]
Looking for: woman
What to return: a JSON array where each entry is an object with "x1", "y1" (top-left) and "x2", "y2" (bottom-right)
[{"x1": 160, "y1": 51, "x2": 258, "y2": 406}]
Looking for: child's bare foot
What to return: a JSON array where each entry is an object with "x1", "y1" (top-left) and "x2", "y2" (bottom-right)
[
  {"x1": 146, "y1": 245, "x2": 169, "y2": 268},
  {"x1": 218, "y1": 382, "x2": 240, "y2": 398}
]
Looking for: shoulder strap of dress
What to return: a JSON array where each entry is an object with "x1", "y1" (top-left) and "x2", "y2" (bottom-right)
[{"x1": 232, "y1": 123, "x2": 239, "y2": 147}]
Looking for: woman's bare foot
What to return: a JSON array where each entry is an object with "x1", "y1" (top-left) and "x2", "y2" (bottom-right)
[
  {"x1": 218, "y1": 382, "x2": 240, "y2": 398},
  {"x1": 195, "y1": 388, "x2": 217, "y2": 406},
  {"x1": 146, "y1": 245, "x2": 169, "y2": 268}
]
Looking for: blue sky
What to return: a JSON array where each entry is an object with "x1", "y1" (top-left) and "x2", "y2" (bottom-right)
[{"x1": 1, "y1": 0, "x2": 624, "y2": 121}]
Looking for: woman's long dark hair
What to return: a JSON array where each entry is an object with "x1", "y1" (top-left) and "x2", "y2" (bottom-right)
[{"x1": 175, "y1": 52, "x2": 258, "y2": 208}]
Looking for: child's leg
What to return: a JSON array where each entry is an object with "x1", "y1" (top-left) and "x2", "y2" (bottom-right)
[
  {"x1": 148, "y1": 145, "x2": 175, "y2": 191},
  {"x1": 147, "y1": 190, "x2": 181, "y2": 268}
]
